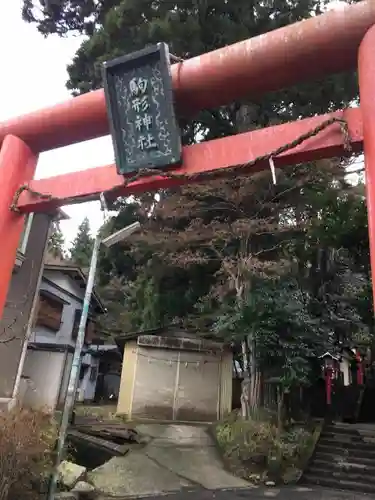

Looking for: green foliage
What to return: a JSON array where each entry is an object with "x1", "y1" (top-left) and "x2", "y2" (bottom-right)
[
  {"x1": 48, "y1": 221, "x2": 66, "y2": 259},
  {"x1": 214, "y1": 278, "x2": 322, "y2": 389},
  {"x1": 129, "y1": 273, "x2": 163, "y2": 330},
  {"x1": 300, "y1": 184, "x2": 371, "y2": 343},
  {"x1": 69, "y1": 217, "x2": 94, "y2": 269},
  {"x1": 215, "y1": 412, "x2": 314, "y2": 482}
]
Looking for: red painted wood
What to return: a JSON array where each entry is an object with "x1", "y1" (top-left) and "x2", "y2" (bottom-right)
[
  {"x1": 326, "y1": 370, "x2": 332, "y2": 406},
  {"x1": 0, "y1": 136, "x2": 38, "y2": 319},
  {"x1": 359, "y1": 25, "x2": 375, "y2": 313},
  {"x1": 0, "y1": 2, "x2": 373, "y2": 152},
  {"x1": 16, "y1": 108, "x2": 362, "y2": 213}
]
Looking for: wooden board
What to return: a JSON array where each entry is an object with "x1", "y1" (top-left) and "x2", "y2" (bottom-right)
[{"x1": 67, "y1": 429, "x2": 130, "y2": 456}]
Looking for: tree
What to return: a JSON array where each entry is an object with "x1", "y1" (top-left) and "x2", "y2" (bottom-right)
[
  {"x1": 69, "y1": 217, "x2": 94, "y2": 268},
  {"x1": 305, "y1": 183, "x2": 373, "y2": 349},
  {"x1": 96, "y1": 197, "x2": 217, "y2": 332},
  {"x1": 48, "y1": 221, "x2": 66, "y2": 259},
  {"x1": 129, "y1": 165, "x2": 319, "y2": 412},
  {"x1": 214, "y1": 277, "x2": 321, "y2": 426}
]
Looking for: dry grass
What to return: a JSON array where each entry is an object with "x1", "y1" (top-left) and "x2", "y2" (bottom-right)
[{"x1": 0, "y1": 406, "x2": 57, "y2": 500}]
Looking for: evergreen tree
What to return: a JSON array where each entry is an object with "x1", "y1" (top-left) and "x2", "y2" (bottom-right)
[
  {"x1": 69, "y1": 217, "x2": 94, "y2": 269},
  {"x1": 48, "y1": 221, "x2": 66, "y2": 259}
]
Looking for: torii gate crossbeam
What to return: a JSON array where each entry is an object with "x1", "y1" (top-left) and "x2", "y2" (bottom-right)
[{"x1": 1, "y1": 1, "x2": 375, "y2": 320}]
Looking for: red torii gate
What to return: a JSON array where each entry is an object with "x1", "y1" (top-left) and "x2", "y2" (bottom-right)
[{"x1": 1, "y1": 1, "x2": 375, "y2": 321}]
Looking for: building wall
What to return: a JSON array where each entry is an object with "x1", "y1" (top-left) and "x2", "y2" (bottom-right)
[
  {"x1": 219, "y1": 350, "x2": 233, "y2": 418},
  {"x1": 58, "y1": 351, "x2": 73, "y2": 406},
  {"x1": 117, "y1": 340, "x2": 137, "y2": 416},
  {"x1": 31, "y1": 273, "x2": 84, "y2": 347},
  {"x1": 82, "y1": 364, "x2": 99, "y2": 401},
  {"x1": 0, "y1": 213, "x2": 51, "y2": 399},
  {"x1": 76, "y1": 353, "x2": 100, "y2": 402},
  {"x1": 24, "y1": 270, "x2": 102, "y2": 407},
  {"x1": 132, "y1": 346, "x2": 179, "y2": 420},
  {"x1": 22, "y1": 349, "x2": 66, "y2": 411},
  {"x1": 117, "y1": 339, "x2": 232, "y2": 422},
  {"x1": 22, "y1": 347, "x2": 99, "y2": 410}
]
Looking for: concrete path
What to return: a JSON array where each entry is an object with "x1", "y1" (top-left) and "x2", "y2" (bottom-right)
[{"x1": 89, "y1": 424, "x2": 250, "y2": 497}]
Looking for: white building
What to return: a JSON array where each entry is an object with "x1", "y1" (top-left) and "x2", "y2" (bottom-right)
[{"x1": 19, "y1": 262, "x2": 106, "y2": 411}]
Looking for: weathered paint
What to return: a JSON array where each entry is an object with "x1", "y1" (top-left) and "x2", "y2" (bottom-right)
[
  {"x1": 16, "y1": 108, "x2": 362, "y2": 213},
  {"x1": 219, "y1": 351, "x2": 233, "y2": 419},
  {"x1": 358, "y1": 25, "x2": 375, "y2": 308},
  {"x1": 0, "y1": 136, "x2": 38, "y2": 317},
  {"x1": 0, "y1": 2, "x2": 373, "y2": 152},
  {"x1": 132, "y1": 346, "x2": 178, "y2": 420},
  {"x1": 22, "y1": 349, "x2": 66, "y2": 410},
  {"x1": 117, "y1": 337, "x2": 233, "y2": 422},
  {"x1": 117, "y1": 340, "x2": 138, "y2": 417},
  {"x1": 0, "y1": 213, "x2": 51, "y2": 398}
]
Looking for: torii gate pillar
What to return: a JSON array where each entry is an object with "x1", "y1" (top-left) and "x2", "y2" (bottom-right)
[
  {"x1": 359, "y1": 24, "x2": 375, "y2": 307},
  {"x1": 0, "y1": 136, "x2": 38, "y2": 315}
]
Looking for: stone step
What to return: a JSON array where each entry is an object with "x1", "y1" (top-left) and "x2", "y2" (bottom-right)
[
  {"x1": 326, "y1": 424, "x2": 360, "y2": 434},
  {"x1": 307, "y1": 463, "x2": 375, "y2": 483},
  {"x1": 302, "y1": 423, "x2": 375, "y2": 494},
  {"x1": 324, "y1": 427, "x2": 375, "y2": 439},
  {"x1": 302, "y1": 473, "x2": 375, "y2": 494},
  {"x1": 319, "y1": 435, "x2": 375, "y2": 451},
  {"x1": 313, "y1": 458, "x2": 375, "y2": 473},
  {"x1": 326, "y1": 424, "x2": 375, "y2": 438},
  {"x1": 314, "y1": 450, "x2": 375, "y2": 466},
  {"x1": 317, "y1": 439, "x2": 375, "y2": 457}
]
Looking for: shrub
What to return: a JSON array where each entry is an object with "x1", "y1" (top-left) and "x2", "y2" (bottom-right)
[
  {"x1": 0, "y1": 406, "x2": 57, "y2": 500},
  {"x1": 215, "y1": 412, "x2": 313, "y2": 482}
]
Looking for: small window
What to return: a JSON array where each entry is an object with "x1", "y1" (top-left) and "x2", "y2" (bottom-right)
[
  {"x1": 35, "y1": 292, "x2": 64, "y2": 331},
  {"x1": 18, "y1": 214, "x2": 34, "y2": 255}
]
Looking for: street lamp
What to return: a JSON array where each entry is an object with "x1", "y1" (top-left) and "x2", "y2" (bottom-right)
[
  {"x1": 47, "y1": 219, "x2": 140, "y2": 499},
  {"x1": 102, "y1": 221, "x2": 140, "y2": 248}
]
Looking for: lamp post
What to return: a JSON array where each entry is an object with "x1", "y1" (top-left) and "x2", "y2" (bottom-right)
[{"x1": 47, "y1": 220, "x2": 140, "y2": 499}]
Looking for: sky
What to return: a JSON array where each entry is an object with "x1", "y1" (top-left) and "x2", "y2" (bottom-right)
[
  {"x1": 0, "y1": 0, "x2": 352, "y2": 247},
  {"x1": 0, "y1": 1, "x2": 114, "y2": 247}
]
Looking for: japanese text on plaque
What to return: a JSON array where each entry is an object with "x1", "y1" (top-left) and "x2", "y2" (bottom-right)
[{"x1": 129, "y1": 77, "x2": 158, "y2": 152}]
